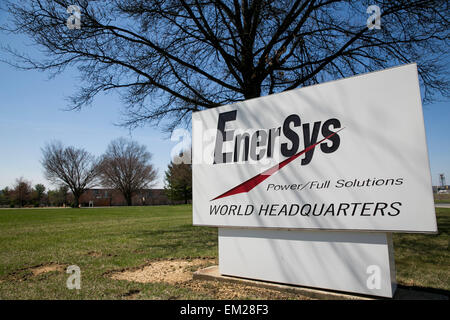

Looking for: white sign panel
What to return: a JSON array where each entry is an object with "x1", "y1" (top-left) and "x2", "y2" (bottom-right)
[{"x1": 192, "y1": 64, "x2": 437, "y2": 232}]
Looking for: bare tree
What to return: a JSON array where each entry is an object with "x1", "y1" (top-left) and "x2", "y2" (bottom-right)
[
  {"x1": 1, "y1": 1, "x2": 448, "y2": 131},
  {"x1": 99, "y1": 138, "x2": 158, "y2": 206},
  {"x1": 41, "y1": 141, "x2": 99, "y2": 207}
]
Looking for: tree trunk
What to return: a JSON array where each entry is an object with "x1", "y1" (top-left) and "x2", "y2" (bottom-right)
[
  {"x1": 73, "y1": 194, "x2": 80, "y2": 208},
  {"x1": 125, "y1": 194, "x2": 132, "y2": 206},
  {"x1": 243, "y1": 79, "x2": 261, "y2": 100}
]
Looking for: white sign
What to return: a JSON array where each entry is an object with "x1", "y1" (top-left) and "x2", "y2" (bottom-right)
[{"x1": 192, "y1": 64, "x2": 437, "y2": 233}]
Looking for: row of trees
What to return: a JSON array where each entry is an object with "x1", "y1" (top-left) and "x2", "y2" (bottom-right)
[
  {"x1": 1, "y1": 138, "x2": 192, "y2": 208},
  {"x1": 41, "y1": 138, "x2": 158, "y2": 207},
  {"x1": 0, "y1": 178, "x2": 70, "y2": 207}
]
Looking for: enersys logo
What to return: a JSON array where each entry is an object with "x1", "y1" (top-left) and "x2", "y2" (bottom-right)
[{"x1": 211, "y1": 110, "x2": 344, "y2": 200}]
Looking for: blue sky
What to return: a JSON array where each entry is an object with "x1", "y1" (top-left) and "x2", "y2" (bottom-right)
[
  {"x1": 0, "y1": 28, "x2": 177, "y2": 189},
  {"x1": 0, "y1": 11, "x2": 448, "y2": 190},
  {"x1": 0, "y1": 65, "x2": 176, "y2": 189},
  {"x1": 422, "y1": 101, "x2": 450, "y2": 186}
]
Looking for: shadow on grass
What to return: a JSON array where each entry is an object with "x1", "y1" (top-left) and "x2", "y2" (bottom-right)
[
  {"x1": 395, "y1": 284, "x2": 449, "y2": 300},
  {"x1": 126, "y1": 224, "x2": 218, "y2": 255},
  {"x1": 393, "y1": 209, "x2": 449, "y2": 293}
]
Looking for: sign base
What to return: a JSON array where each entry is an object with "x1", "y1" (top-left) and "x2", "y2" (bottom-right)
[{"x1": 218, "y1": 228, "x2": 396, "y2": 298}]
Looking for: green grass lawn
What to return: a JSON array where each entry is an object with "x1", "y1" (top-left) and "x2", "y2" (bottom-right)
[
  {"x1": 435, "y1": 199, "x2": 450, "y2": 204},
  {"x1": 435, "y1": 193, "x2": 450, "y2": 204},
  {"x1": 0, "y1": 205, "x2": 448, "y2": 299}
]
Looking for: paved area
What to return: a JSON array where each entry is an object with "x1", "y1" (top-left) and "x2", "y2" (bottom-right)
[
  {"x1": 194, "y1": 266, "x2": 448, "y2": 300},
  {"x1": 435, "y1": 203, "x2": 450, "y2": 208}
]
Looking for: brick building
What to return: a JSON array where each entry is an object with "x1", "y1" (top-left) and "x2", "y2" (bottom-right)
[{"x1": 79, "y1": 188, "x2": 179, "y2": 206}]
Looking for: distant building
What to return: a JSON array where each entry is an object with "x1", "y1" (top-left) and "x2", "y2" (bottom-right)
[
  {"x1": 79, "y1": 188, "x2": 183, "y2": 206},
  {"x1": 433, "y1": 185, "x2": 450, "y2": 194}
]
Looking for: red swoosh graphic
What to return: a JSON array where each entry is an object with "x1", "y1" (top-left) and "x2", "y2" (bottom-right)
[{"x1": 211, "y1": 127, "x2": 345, "y2": 201}]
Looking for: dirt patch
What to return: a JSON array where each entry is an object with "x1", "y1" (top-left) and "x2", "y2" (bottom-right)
[
  {"x1": 110, "y1": 258, "x2": 215, "y2": 284},
  {"x1": 181, "y1": 279, "x2": 311, "y2": 300},
  {"x1": 109, "y1": 258, "x2": 310, "y2": 299},
  {"x1": 29, "y1": 263, "x2": 66, "y2": 276},
  {"x1": 2, "y1": 263, "x2": 67, "y2": 282}
]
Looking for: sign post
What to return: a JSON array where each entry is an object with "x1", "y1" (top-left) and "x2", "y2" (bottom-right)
[{"x1": 192, "y1": 64, "x2": 437, "y2": 297}]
